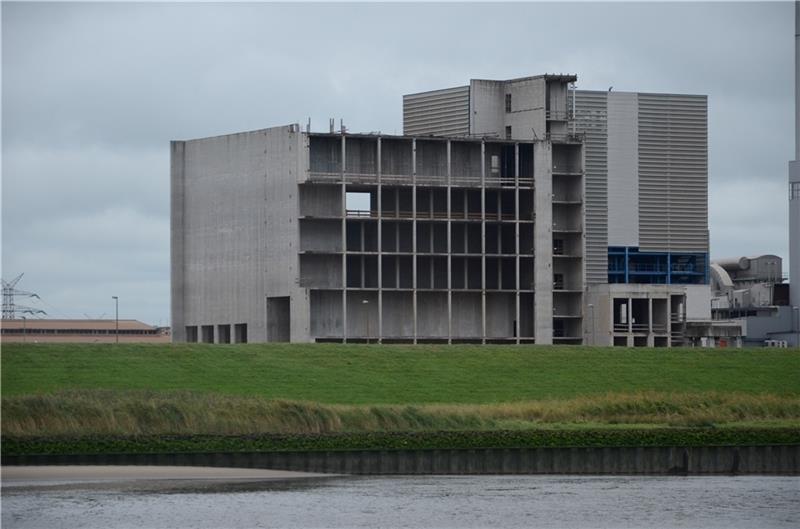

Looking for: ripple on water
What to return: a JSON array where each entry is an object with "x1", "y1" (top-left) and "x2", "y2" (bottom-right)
[{"x1": 2, "y1": 475, "x2": 799, "y2": 529}]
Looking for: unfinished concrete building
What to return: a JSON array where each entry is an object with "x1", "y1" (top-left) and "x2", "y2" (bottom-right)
[
  {"x1": 172, "y1": 72, "x2": 719, "y2": 346},
  {"x1": 404, "y1": 75, "x2": 711, "y2": 346},
  {"x1": 171, "y1": 75, "x2": 583, "y2": 344}
]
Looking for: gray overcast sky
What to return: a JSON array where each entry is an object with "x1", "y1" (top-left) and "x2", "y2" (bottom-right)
[{"x1": 1, "y1": 1, "x2": 794, "y2": 325}]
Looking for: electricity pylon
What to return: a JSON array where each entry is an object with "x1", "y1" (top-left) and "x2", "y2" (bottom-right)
[{"x1": 1, "y1": 273, "x2": 46, "y2": 319}]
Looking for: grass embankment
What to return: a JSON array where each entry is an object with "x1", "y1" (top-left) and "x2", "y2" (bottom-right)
[
  {"x1": 2, "y1": 343, "x2": 799, "y2": 454},
  {"x1": 3, "y1": 343, "x2": 799, "y2": 402}
]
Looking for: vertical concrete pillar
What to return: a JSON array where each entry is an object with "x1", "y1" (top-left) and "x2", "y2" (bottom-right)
[
  {"x1": 341, "y1": 135, "x2": 347, "y2": 342},
  {"x1": 447, "y1": 141, "x2": 453, "y2": 343},
  {"x1": 627, "y1": 297, "x2": 633, "y2": 334},
  {"x1": 647, "y1": 297, "x2": 654, "y2": 346},
  {"x1": 481, "y1": 141, "x2": 487, "y2": 343},
  {"x1": 533, "y1": 141, "x2": 553, "y2": 344},
  {"x1": 170, "y1": 141, "x2": 186, "y2": 342},
  {"x1": 514, "y1": 143, "x2": 521, "y2": 344},
  {"x1": 377, "y1": 138, "x2": 383, "y2": 342},
  {"x1": 412, "y1": 139, "x2": 418, "y2": 343},
  {"x1": 360, "y1": 227, "x2": 365, "y2": 288}
]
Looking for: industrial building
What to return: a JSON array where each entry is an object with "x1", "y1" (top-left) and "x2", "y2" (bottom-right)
[
  {"x1": 710, "y1": 255, "x2": 796, "y2": 347},
  {"x1": 0, "y1": 319, "x2": 170, "y2": 343},
  {"x1": 404, "y1": 75, "x2": 715, "y2": 347},
  {"x1": 171, "y1": 72, "x2": 724, "y2": 346},
  {"x1": 172, "y1": 75, "x2": 583, "y2": 344}
]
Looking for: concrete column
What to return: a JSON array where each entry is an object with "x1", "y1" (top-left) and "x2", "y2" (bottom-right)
[
  {"x1": 170, "y1": 141, "x2": 186, "y2": 342},
  {"x1": 481, "y1": 141, "x2": 487, "y2": 343},
  {"x1": 377, "y1": 137, "x2": 383, "y2": 342},
  {"x1": 515, "y1": 143, "x2": 521, "y2": 344},
  {"x1": 412, "y1": 139, "x2": 418, "y2": 343},
  {"x1": 341, "y1": 135, "x2": 347, "y2": 342},
  {"x1": 447, "y1": 140, "x2": 453, "y2": 344},
  {"x1": 533, "y1": 141, "x2": 553, "y2": 344},
  {"x1": 627, "y1": 297, "x2": 633, "y2": 334},
  {"x1": 647, "y1": 297, "x2": 654, "y2": 347}
]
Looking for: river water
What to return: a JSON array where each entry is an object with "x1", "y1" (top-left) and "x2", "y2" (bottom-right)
[{"x1": 3, "y1": 475, "x2": 798, "y2": 528}]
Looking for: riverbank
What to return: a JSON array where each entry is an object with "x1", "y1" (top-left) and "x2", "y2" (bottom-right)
[
  {"x1": 5, "y1": 444, "x2": 799, "y2": 475},
  {"x1": 4, "y1": 343, "x2": 797, "y2": 462},
  {"x1": 2, "y1": 465, "x2": 328, "y2": 485}
]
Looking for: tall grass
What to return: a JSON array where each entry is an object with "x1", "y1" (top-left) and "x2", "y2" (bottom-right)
[{"x1": 3, "y1": 390, "x2": 798, "y2": 437}]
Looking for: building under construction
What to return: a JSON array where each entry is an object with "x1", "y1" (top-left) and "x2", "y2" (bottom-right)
[{"x1": 171, "y1": 74, "x2": 716, "y2": 345}]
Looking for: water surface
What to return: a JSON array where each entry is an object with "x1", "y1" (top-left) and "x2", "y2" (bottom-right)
[{"x1": 3, "y1": 475, "x2": 797, "y2": 528}]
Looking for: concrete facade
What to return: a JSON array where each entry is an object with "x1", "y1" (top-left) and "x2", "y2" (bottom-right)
[
  {"x1": 403, "y1": 74, "x2": 711, "y2": 346},
  {"x1": 171, "y1": 125, "x2": 306, "y2": 343},
  {"x1": 172, "y1": 77, "x2": 585, "y2": 343}
]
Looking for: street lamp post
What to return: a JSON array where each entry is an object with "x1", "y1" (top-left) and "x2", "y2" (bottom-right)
[
  {"x1": 362, "y1": 299, "x2": 369, "y2": 344},
  {"x1": 112, "y1": 296, "x2": 119, "y2": 344}
]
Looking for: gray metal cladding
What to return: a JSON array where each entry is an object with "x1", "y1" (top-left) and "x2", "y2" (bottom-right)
[
  {"x1": 638, "y1": 94, "x2": 708, "y2": 252},
  {"x1": 575, "y1": 91, "x2": 609, "y2": 284},
  {"x1": 403, "y1": 86, "x2": 470, "y2": 136}
]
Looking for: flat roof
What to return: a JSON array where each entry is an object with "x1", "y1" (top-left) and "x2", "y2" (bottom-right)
[{"x1": 1, "y1": 319, "x2": 158, "y2": 331}]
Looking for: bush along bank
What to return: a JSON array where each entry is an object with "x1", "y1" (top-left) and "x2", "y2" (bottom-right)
[{"x1": 4, "y1": 428, "x2": 800, "y2": 456}]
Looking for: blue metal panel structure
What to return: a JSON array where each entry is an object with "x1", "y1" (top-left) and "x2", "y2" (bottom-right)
[{"x1": 608, "y1": 247, "x2": 707, "y2": 285}]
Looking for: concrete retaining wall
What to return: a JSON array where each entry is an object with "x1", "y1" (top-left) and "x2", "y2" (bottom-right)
[{"x1": 4, "y1": 445, "x2": 798, "y2": 475}]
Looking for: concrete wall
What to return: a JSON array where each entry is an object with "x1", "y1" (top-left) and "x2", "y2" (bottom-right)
[
  {"x1": 170, "y1": 141, "x2": 187, "y2": 341},
  {"x1": 503, "y1": 77, "x2": 547, "y2": 140},
  {"x1": 790, "y1": 161, "x2": 800, "y2": 309},
  {"x1": 586, "y1": 285, "x2": 613, "y2": 346},
  {"x1": 684, "y1": 284, "x2": 712, "y2": 321},
  {"x1": 8, "y1": 445, "x2": 798, "y2": 475},
  {"x1": 742, "y1": 305, "x2": 797, "y2": 344},
  {"x1": 607, "y1": 92, "x2": 640, "y2": 247},
  {"x1": 171, "y1": 125, "x2": 308, "y2": 343},
  {"x1": 173, "y1": 128, "x2": 281, "y2": 342},
  {"x1": 470, "y1": 80, "x2": 505, "y2": 138},
  {"x1": 451, "y1": 292, "x2": 482, "y2": 338},
  {"x1": 533, "y1": 142, "x2": 554, "y2": 343}
]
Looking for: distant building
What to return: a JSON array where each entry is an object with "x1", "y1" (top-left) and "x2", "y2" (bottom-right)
[
  {"x1": 711, "y1": 255, "x2": 797, "y2": 347},
  {"x1": 0, "y1": 319, "x2": 170, "y2": 343}
]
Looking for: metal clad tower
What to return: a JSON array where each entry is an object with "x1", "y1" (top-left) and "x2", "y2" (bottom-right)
[{"x1": 791, "y1": 1, "x2": 800, "y2": 311}]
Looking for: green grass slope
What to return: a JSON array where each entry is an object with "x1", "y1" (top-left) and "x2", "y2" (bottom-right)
[{"x1": 3, "y1": 343, "x2": 799, "y2": 404}]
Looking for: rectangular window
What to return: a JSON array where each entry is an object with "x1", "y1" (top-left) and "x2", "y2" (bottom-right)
[
  {"x1": 791, "y1": 182, "x2": 800, "y2": 200},
  {"x1": 505, "y1": 126, "x2": 512, "y2": 140},
  {"x1": 185, "y1": 326, "x2": 198, "y2": 342},
  {"x1": 505, "y1": 93, "x2": 512, "y2": 113}
]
